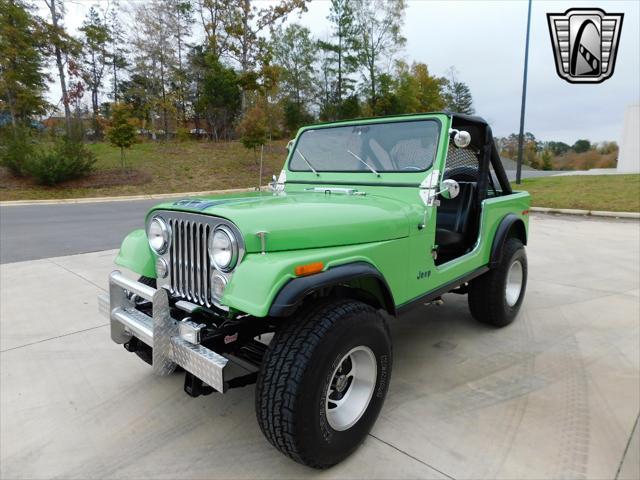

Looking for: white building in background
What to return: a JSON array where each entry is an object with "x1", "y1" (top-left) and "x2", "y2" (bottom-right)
[{"x1": 617, "y1": 104, "x2": 640, "y2": 173}]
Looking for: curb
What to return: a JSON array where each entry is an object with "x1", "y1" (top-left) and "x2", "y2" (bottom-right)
[
  {"x1": 531, "y1": 206, "x2": 640, "y2": 219},
  {"x1": 1, "y1": 193, "x2": 638, "y2": 219},
  {"x1": 0, "y1": 187, "x2": 262, "y2": 207}
]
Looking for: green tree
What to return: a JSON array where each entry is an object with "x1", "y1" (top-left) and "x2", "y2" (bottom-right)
[
  {"x1": 546, "y1": 141, "x2": 570, "y2": 156},
  {"x1": 374, "y1": 72, "x2": 401, "y2": 115},
  {"x1": 191, "y1": 48, "x2": 241, "y2": 140},
  {"x1": 395, "y1": 62, "x2": 445, "y2": 113},
  {"x1": 353, "y1": 0, "x2": 406, "y2": 111},
  {"x1": 79, "y1": 6, "x2": 111, "y2": 136},
  {"x1": 572, "y1": 139, "x2": 591, "y2": 153},
  {"x1": 0, "y1": 0, "x2": 49, "y2": 125},
  {"x1": 282, "y1": 98, "x2": 313, "y2": 134},
  {"x1": 198, "y1": 0, "x2": 231, "y2": 58},
  {"x1": 107, "y1": 1, "x2": 128, "y2": 102},
  {"x1": 43, "y1": 0, "x2": 80, "y2": 134},
  {"x1": 131, "y1": 1, "x2": 177, "y2": 137},
  {"x1": 318, "y1": 0, "x2": 359, "y2": 106},
  {"x1": 119, "y1": 74, "x2": 154, "y2": 126},
  {"x1": 443, "y1": 67, "x2": 474, "y2": 114},
  {"x1": 168, "y1": 0, "x2": 193, "y2": 126},
  {"x1": 238, "y1": 102, "x2": 268, "y2": 161},
  {"x1": 224, "y1": 0, "x2": 308, "y2": 110},
  {"x1": 107, "y1": 103, "x2": 137, "y2": 169},
  {"x1": 540, "y1": 149, "x2": 553, "y2": 170},
  {"x1": 272, "y1": 24, "x2": 316, "y2": 108}
]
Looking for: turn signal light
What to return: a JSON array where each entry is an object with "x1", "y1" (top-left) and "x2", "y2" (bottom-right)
[{"x1": 295, "y1": 262, "x2": 324, "y2": 277}]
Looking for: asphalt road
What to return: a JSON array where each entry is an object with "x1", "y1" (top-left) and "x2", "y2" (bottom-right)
[
  {"x1": 0, "y1": 170, "x2": 562, "y2": 264},
  {"x1": 0, "y1": 199, "x2": 159, "y2": 264}
]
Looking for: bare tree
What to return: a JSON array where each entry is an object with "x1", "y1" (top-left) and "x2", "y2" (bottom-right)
[
  {"x1": 224, "y1": 0, "x2": 308, "y2": 110},
  {"x1": 107, "y1": 1, "x2": 128, "y2": 102},
  {"x1": 79, "y1": 6, "x2": 111, "y2": 133},
  {"x1": 43, "y1": 0, "x2": 75, "y2": 133},
  {"x1": 131, "y1": 1, "x2": 177, "y2": 137},
  {"x1": 353, "y1": 0, "x2": 406, "y2": 111}
]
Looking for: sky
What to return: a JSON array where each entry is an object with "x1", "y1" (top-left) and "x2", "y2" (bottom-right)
[{"x1": 39, "y1": 0, "x2": 640, "y2": 144}]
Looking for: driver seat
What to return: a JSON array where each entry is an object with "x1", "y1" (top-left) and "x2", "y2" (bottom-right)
[{"x1": 435, "y1": 183, "x2": 477, "y2": 253}]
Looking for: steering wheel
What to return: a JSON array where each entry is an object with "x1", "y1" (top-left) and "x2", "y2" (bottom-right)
[{"x1": 400, "y1": 165, "x2": 422, "y2": 171}]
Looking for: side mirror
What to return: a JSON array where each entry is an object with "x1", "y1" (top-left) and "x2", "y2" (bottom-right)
[
  {"x1": 438, "y1": 179, "x2": 460, "y2": 200},
  {"x1": 450, "y1": 129, "x2": 471, "y2": 148},
  {"x1": 286, "y1": 140, "x2": 294, "y2": 152}
]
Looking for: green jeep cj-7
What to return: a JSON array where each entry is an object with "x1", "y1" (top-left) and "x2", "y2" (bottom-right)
[{"x1": 99, "y1": 112, "x2": 530, "y2": 468}]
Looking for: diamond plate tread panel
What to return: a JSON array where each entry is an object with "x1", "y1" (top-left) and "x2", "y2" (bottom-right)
[
  {"x1": 114, "y1": 307, "x2": 153, "y2": 346},
  {"x1": 152, "y1": 288, "x2": 178, "y2": 375},
  {"x1": 171, "y1": 337, "x2": 229, "y2": 392}
]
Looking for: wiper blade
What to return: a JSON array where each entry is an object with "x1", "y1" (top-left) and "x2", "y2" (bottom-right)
[
  {"x1": 348, "y1": 150, "x2": 380, "y2": 177},
  {"x1": 296, "y1": 149, "x2": 319, "y2": 176}
]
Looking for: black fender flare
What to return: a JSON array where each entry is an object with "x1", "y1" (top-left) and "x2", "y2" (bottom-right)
[
  {"x1": 268, "y1": 261, "x2": 395, "y2": 317},
  {"x1": 490, "y1": 214, "x2": 527, "y2": 268}
]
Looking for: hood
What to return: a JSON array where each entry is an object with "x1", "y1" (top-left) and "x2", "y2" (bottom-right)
[{"x1": 152, "y1": 191, "x2": 412, "y2": 253}]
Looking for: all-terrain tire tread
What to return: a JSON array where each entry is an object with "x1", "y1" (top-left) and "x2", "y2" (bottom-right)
[
  {"x1": 255, "y1": 298, "x2": 385, "y2": 468},
  {"x1": 468, "y1": 237, "x2": 525, "y2": 327}
]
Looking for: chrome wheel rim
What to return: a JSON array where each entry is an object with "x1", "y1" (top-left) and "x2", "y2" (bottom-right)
[
  {"x1": 325, "y1": 346, "x2": 377, "y2": 431},
  {"x1": 505, "y1": 259, "x2": 524, "y2": 307}
]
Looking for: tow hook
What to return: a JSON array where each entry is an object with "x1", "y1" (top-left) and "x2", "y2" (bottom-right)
[
  {"x1": 184, "y1": 372, "x2": 214, "y2": 397},
  {"x1": 123, "y1": 337, "x2": 141, "y2": 352}
]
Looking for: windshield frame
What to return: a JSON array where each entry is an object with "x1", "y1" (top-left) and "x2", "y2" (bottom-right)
[{"x1": 287, "y1": 117, "x2": 442, "y2": 175}]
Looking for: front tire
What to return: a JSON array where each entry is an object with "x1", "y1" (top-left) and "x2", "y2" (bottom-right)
[
  {"x1": 255, "y1": 299, "x2": 392, "y2": 468},
  {"x1": 468, "y1": 238, "x2": 527, "y2": 327}
]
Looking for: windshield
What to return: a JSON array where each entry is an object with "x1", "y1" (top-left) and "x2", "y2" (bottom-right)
[{"x1": 289, "y1": 119, "x2": 440, "y2": 173}]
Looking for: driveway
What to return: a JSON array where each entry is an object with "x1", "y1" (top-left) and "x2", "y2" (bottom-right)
[{"x1": 1, "y1": 214, "x2": 638, "y2": 479}]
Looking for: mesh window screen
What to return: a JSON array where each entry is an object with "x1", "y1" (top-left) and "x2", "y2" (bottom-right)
[{"x1": 444, "y1": 144, "x2": 480, "y2": 176}]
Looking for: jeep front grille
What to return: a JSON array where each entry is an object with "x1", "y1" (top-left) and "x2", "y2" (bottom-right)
[
  {"x1": 167, "y1": 217, "x2": 213, "y2": 306},
  {"x1": 151, "y1": 210, "x2": 244, "y2": 309}
]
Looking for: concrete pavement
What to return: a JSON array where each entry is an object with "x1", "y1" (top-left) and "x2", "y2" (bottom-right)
[{"x1": 1, "y1": 214, "x2": 639, "y2": 479}]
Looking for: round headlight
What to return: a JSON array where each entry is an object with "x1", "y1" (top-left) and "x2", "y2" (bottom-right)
[
  {"x1": 208, "y1": 226, "x2": 238, "y2": 271},
  {"x1": 211, "y1": 274, "x2": 227, "y2": 300},
  {"x1": 147, "y1": 217, "x2": 170, "y2": 254},
  {"x1": 155, "y1": 257, "x2": 169, "y2": 278}
]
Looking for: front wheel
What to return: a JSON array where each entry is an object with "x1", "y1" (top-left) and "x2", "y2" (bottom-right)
[
  {"x1": 468, "y1": 238, "x2": 527, "y2": 327},
  {"x1": 255, "y1": 299, "x2": 392, "y2": 468}
]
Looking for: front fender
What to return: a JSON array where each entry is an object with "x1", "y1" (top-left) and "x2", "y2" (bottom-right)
[
  {"x1": 115, "y1": 229, "x2": 156, "y2": 278},
  {"x1": 223, "y1": 239, "x2": 406, "y2": 318}
]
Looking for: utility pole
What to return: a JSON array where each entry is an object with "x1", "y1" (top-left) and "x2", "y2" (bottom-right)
[{"x1": 516, "y1": 0, "x2": 533, "y2": 184}]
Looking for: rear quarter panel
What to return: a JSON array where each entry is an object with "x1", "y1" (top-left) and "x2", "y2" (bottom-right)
[{"x1": 401, "y1": 191, "x2": 531, "y2": 307}]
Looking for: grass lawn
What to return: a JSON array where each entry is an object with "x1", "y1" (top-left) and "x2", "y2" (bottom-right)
[
  {"x1": 2, "y1": 142, "x2": 639, "y2": 213},
  {"x1": 512, "y1": 174, "x2": 640, "y2": 212},
  {"x1": 0, "y1": 140, "x2": 288, "y2": 201}
]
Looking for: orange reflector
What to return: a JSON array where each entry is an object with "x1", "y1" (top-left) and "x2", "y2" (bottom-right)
[
  {"x1": 295, "y1": 262, "x2": 324, "y2": 277},
  {"x1": 522, "y1": 209, "x2": 530, "y2": 215}
]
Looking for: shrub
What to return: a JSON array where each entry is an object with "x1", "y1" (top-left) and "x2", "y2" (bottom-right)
[
  {"x1": 25, "y1": 136, "x2": 96, "y2": 185},
  {"x1": 0, "y1": 125, "x2": 37, "y2": 176},
  {"x1": 238, "y1": 103, "x2": 268, "y2": 160},
  {"x1": 176, "y1": 127, "x2": 191, "y2": 142},
  {"x1": 106, "y1": 103, "x2": 138, "y2": 169}
]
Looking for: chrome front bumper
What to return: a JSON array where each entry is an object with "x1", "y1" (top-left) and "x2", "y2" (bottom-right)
[{"x1": 99, "y1": 271, "x2": 231, "y2": 392}]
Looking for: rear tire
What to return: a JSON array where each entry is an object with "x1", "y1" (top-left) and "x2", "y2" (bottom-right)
[
  {"x1": 255, "y1": 299, "x2": 392, "y2": 468},
  {"x1": 468, "y1": 238, "x2": 527, "y2": 327}
]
